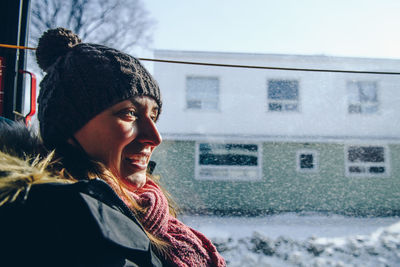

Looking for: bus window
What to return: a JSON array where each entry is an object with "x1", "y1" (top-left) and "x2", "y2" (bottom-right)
[{"x1": 25, "y1": 1, "x2": 400, "y2": 265}]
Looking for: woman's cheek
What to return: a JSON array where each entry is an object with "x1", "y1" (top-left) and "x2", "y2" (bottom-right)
[
  {"x1": 126, "y1": 124, "x2": 137, "y2": 139},
  {"x1": 117, "y1": 122, "x2": 137, "y2": 140}
]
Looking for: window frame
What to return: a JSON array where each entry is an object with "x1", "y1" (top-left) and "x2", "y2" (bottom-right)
[
  {"x1": 346, "y1": 80, "x2": 379, "y2": 115},
  {"x1": 267, "y1": 78, "x2": 300, "y2": 112},
  {"x1": 344, "y1": 144, "x2": 390, "y2": 177},
  {"x1": 296, "y1": 149, "x2": 319, "y2": 173},
  {"x1": 185, "y1": 76, "x2": 220, "y2": 111},
  {"x1": 194, "y1": 141, "x2": 263, "y2": 181}
]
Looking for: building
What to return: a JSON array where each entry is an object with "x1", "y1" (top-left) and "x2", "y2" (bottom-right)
[{"x1": 151, "y1": 50, "x2": 400, "y2": 216}]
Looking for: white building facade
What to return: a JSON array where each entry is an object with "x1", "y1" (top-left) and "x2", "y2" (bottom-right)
[{"x1": 151, "y1": 50, "x2": 400, "y2": 215}]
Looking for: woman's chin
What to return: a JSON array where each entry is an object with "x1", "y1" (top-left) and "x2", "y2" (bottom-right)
[{"x1": 121, "y1": 171, "x2": 147, "y2": 191}]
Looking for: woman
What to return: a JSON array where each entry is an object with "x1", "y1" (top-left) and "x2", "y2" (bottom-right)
[{"x1": 0, "y1": 28, "x2": 225, "y2": 267}]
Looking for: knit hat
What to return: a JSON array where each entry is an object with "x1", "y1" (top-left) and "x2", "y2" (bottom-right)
[{"x1": 36, "y1": 28, "x2": 162, "y2": 148}]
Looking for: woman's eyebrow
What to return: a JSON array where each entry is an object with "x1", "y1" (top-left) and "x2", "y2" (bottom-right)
[
  {"x1": 129, "y1": 98, "x2": 159, "y2": 110},
  {"x1": 114, "y1": 101, "x2": 135, "y2": 110},
  {"x1": 129, "y1": 98, "x2": 141, "y2": 107},
  {"x1": 129, "y1": 98, "x2": 137, "y2": 104}
]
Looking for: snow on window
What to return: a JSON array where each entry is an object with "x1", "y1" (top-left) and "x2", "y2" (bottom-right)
[
  {"x1": 267, "y1": 79, "x2": 299, "y2": 112},
  {"x1": 297, "y1": 150, "x2": 319, "y2": 172},
  {"x1": 195, "y1": 142, "x2": 262, "y2": 180},
  {"x1": 345, "y1": 145, "x2": 389, "y2": 177},
  {"x1": 186, "y1": 76, "x2": 219, "y2": 110},
  {"x1": 347, "y1": 81, "x2": 378, "y2": 114}
]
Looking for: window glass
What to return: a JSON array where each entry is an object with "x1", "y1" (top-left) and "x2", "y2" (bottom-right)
[
  {"x1": 347, "y1": 81, "x2": 378, "y2": 114},
  {"x1": 300, "y1": 154, "x2": 313, "y2": 168},
  {"x1": 267, "y1": 79, "x2": 299, "y2": 112},
  {"x1": 186, "y1": 77, "x2": 219, "y2": 110},
  {"x1": 297, "y1": 150, "x2": 318, "y2": 172},
  {"x1": 25, "y1": 1, "x2": 400, "y2": 265},
  {"x1": 196, "y1": 142, "x2": 261, "y2": 180},
  {"x1": 346, "y1": 145, "x2": 388, "y2": 176}
]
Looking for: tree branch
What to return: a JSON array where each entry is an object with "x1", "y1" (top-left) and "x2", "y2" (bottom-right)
[{"x1": 30, "y1": 0, "x2": 154, "y2": 53}]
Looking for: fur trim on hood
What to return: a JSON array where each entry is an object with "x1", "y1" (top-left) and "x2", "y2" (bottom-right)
[{"x1": 0, "y1": 123, "x2": 72, "y2": 206}]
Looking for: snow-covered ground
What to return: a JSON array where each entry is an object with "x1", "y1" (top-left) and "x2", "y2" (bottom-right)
[{"x1": 180, "y1": 213, "x2": 400, "y2": 267}]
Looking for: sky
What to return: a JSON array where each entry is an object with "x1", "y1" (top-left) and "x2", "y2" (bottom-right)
[{"x1": 143, "y1": 0, "x2": 400, "y2": 59}]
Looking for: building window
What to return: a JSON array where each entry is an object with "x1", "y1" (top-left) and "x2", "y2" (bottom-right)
[
  {"x1": 267, "y1": 79, "x2": 299, "y2": 112},
  {"x1": 345, "y1": 145, "x2": 389, "y2": 176},
  {"x1": 195, "y1": 142, "x2": 262, "y2": 180},
  {"x1": 186, "y1": 77, "x2": 219, "y2": 110},
  {"x1": 296, "y1": 150, "x2": 318, "y2": 172},
  {"x1": 347, "y1": 81, "x2": 378, "y2": 114}
]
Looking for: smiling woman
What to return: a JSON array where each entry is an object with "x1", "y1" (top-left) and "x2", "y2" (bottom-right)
[
  {"x1": 0, "y1": 28, "x2": 225, "y2": 267},
  {"x1": 73, "y1": 97, "x2": 162, "y2": 190}
]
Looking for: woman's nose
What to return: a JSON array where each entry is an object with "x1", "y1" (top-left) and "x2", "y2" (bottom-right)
[{"x1": 137, "y1": 116, "x2": 162, "y2": 146}]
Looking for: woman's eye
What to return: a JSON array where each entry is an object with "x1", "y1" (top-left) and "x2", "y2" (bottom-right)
[
  {"x1": 127, "y1": 110, "x2": 136, "y2": 116},
  {"x1": 150, "y1": 109, "x2": 159, "y2": 122},
  {"x1": 119, "y1": 109, "x2": 137, "y2": 120}
]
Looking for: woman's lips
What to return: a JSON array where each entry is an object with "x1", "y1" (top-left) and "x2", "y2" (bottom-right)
[{"x1": 125, "y1": 153, "x2": 149, "y2": 170}]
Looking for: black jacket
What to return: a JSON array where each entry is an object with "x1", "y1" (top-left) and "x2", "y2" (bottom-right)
[{"x1": 0, "y1": 178, "x2": 165, "y2": 267}]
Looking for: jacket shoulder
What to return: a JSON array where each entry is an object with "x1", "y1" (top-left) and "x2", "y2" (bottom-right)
[{"x1": 0, "y1": 180, "x2": 163, "y2": 266}]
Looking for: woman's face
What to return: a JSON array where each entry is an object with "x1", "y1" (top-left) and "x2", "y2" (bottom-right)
[{"x1": 73, "y1": 96, "x2": 162, "y2": 190}]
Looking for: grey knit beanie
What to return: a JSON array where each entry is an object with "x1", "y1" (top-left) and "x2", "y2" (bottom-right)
[{"x1": 36, "y1": 28, "x2": 162, "y2": 148}]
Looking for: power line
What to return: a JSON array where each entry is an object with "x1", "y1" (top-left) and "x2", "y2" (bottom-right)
[
  {"x1": 1, "y1": 44, "x2": 399, "y2": 75},
  {"x1": 139, "y1": 58, "x2": 400, "y2": 75}
]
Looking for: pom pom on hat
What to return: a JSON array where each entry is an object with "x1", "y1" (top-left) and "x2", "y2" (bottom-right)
[{"x1": 36, "y1": 28, "x2": 81, "y2": 71}]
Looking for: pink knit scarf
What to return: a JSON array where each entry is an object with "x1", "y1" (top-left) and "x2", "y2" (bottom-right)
[{"x1": 117, "y1": 179, "x2": 226, "y2": 267}]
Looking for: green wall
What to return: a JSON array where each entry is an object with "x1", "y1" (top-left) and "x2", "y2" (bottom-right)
[{"x1": 151, "y1": 141, "x2": 400, "y2": 216}]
